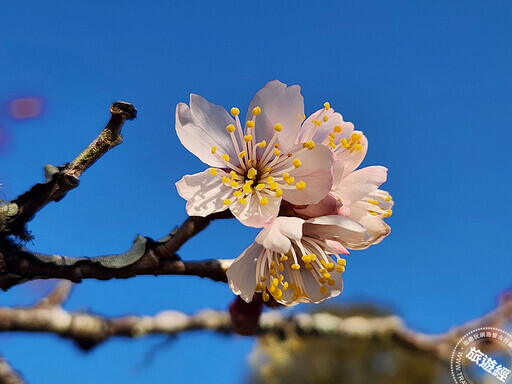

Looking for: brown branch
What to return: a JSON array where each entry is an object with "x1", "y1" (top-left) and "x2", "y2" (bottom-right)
[
  {"x1": 0, "y1": 355, "x2": 25, "y2": 384},
  {"x1": 2, "y1": 102, "x2": 137, "y2": 239},
  {"x1": 0, "y1": 210, "x2": 233, "y2": 291}
]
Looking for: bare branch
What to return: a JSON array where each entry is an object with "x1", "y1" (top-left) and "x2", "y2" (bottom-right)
[
  {"x1": 0, "y1": 355, "x2": 25, "y2": 384},
  {"x1": 34, "y1": 281, "x2": 73, "y2": 308},
  {"x1": 0, "y1": 211, "x2": 233, "y2": 291},
  {"x1": 2, "y1": 102, "x2": 137, "y2": 239},
  {"x1": 0, "y1": 294, "x2": 510, "y2": 357}
]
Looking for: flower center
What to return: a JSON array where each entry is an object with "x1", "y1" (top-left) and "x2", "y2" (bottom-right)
[{"x1": 209, "y1": 105, "x2": 313, "y2": 207}]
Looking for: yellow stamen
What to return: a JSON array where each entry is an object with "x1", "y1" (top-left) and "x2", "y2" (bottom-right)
[
  {"x1": 333, "y1": 125, "x2": 342, "y2": 133},
  {"x1": 303, "y1": 141, "x2": 315, "y2": 150},
  {"x1": 273, "y1": 149, "x2": 281, "y2": 156},
  {"x1": 252, "y1": 106, "x2": 261, "y2": 116},
  {"x1": 233, "y1": 191, "x2": 242, "y2": 197},
  {"x1": 385, "y1": 195, "x2": 392, "y2": 202},
  {"x1": 211, "y1": 146, "x2": 217, "y2": 154},
  {"x1": 230, "y1": 107, "x2": 240, "y2": 116},
  {"x1": 285, "y1": 176, "x2": 295, "y2": 185},
  {"x1": 324, "y1": 102, "x2": 330, "y2": 110},
  {"x1": 230, "y1": 180, "x2": 238, "y2": 188},
  {"x1": 313, "y1": 120, "x2": 321, "y2": 126},
  {"x1": 238, "y1": 150, "x2": 247, "y2": 158},
  {"x1": 274, "y1": 188, "x2": 283, "y2": 197},
  {"x1": 259, "y1": 197, "x2": 269, "y2": 206},
  {"x1": 292, "y1": 159, "x2": 301, "y2": 168},
  {"x1": 223, "y1": 199, "x2": 231, "y2": 205},
  {"x1": 354, "y1": 143, "x2": 363, "y2": 151},
  {"x1": 244, "y1": 135, "x2": 252, "y2": 142},
  {"x1": 266, "y1": 176, "x2": 274, "y2": 184},
  {"x1": 255, "y1": 183, "x2": 265, "y2": 190},
  {"x1": 262, "y1": 292, "x2": 270, "y2": 302},
  {"x1": 226, "y1": 124, "x2": 235, "y2": 133},
  {"x1": 320, "y1": 286, "x2": 328, "y2": 295},
  {"x1": 368, "y1": 199, "x2": 379, "y2": 205},
  {"x1": 295, "y1": 181, "x2": 306, "y2": 190},
  {"x1": 336, "y1": 265, "x2": 345, "y2": 273},
  {"x1": 323, "y1": 115, "x2": 329, "y2": 122},
  {"x1": 257, "y1": 141, "x2": 266, "y2": 148},
  {"x1": 274, "y1": 123, "x2": 282, "y2": 132},
  {"x1": 246, "y1": 121, "x2": 255, "y2": 128},
  {"x1": 260, "y1": 276, "x2": 267, "y2": 282},
  {"x1": 291, "y1": 264, "x2": 300, "y2": 270},
  {"x1": 222, "y1": 176, "x2": 230, "y2": 183},
  {"x1": 247, "y1": 168, "x2": 257, "y2": 179},
  {"x1": 222, "y1": 154, "x2": 230, "y2": 162},
  {"x1": 209, "y1": 168, "x2": 217, "y2": 176}
]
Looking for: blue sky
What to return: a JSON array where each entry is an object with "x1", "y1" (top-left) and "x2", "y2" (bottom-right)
[{"x1": 1, "y1": 1, "x2": 511, "y2": 382}]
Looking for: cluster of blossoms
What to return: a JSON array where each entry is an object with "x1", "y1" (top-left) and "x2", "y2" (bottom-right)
[{"x1": 175, "y1": 80, "x2": 393, "y2": 306}]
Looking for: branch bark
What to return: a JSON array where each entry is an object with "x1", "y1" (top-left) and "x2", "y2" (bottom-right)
[
  {"x1": 1, "y1": 102, "x2": 136, "y2": 239},
  {"x1": 0, "y1": 356, "x2": 25, "y2": 384},
  {"x1": 0, "y1": 282, "x2": 510, "y2": 358}
]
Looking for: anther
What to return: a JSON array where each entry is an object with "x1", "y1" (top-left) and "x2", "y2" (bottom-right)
[
  {"x1": 259, "y1": 197, "x2": 269, "y2": 206},
  {"x1": 285, "y1": 176, "x2": 295, "y2": 185},
  {"x1": 230, "y1": 107, "x2": 240, "y2": 116},
  {"x1": 323, "y1": 115, "x2": 329, "y2": 122},
  {"x1": 313, "y1": 120, "x2": 321, "y2": 126},
  {"x1": 274, "y1": 188, "x2": 283, "y2": 197},
  {"x1": 257, "y1": 141, "x2": 266, "y2": 148},
  {"x1": 222, "y1": 154, "x2": 230, "y2": 162},
  {"x1": 333, "y1": 125, "x2": 342, "y2": 133},
  {"x1": 238, "y1": 151, "x2": 247, "y2": 158},
  {"x1": 230, "y1": 180, "x2": 238, "y2": 188},
  {"x1": 252, "y1": 106, "x2": 261, "y2": 116},
  {"x1": 354, "y1": 143, "x2": 363, "y2": 151},
  {"x1": 296, "y1": 181, "x2": 306, "y2": 190},
  {"x1": 274, "y1": 123, "x2": 282, "y2": 132},
  {"x1": 262, "y1": 292, "x2": 270, "y2": 302},
  {"x1": 320, "y1": 286, "x2": 328, "y2": 295},
  {"x1": 223, "y1": 199, "x2": 231, "y2": 205},
  {"x1": 273, "y1": 149, "x2": 281, "y2": 156},
  {"x1": 244, "y1": 135, "x2": 252, "y2": 142},
  {"x1": 247, "y1": 168, "x2": 257, "y2": 179},
  {"x1": 233, "y1": 191, "x2": 242, "y2": 197},
  {"x1": 246, "y1": 121, "x2": 255, "y2": 128},
  {"x1": 291, "y1": 264, "x2": 300, "y2": 270},
  {"x1": 293, "y1": 159, "x2": 302, "y2": 168},
  {"x1": 211, "y1": 146, "x2": 217, "y2": 154},
  {"x1": 209, "y1": 168, "x2": 217, "y2": 176},
  {"x1": 226, "y1": 124, "x2": 236, "y2": 133},
  {"x1": 303, "y1": 141, "x2": 315, "y2": 150},
  {"x1": 222, "y1": 176, "x2": 230, "y2": 183},
  {"x1": 324, "y1": 102, "x2": 330, "y2": 110}
]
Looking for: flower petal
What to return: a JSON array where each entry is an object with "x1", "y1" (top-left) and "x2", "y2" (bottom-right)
[
  {"x1": 334, "y1": 166, "x2": 388, "y2": 206},
  {"x1": 227, "y1": 243, "x2": 264, "y2": 302},
  {"x1": 247, "y1": 80, "x2": 304, "y2": 152},
  {"x1": 230, "y1": 192, "x2": 281, "y2": 228},
  {"x1": 281, "y1": 143, "x2": 334, "y2": 205},
  {"x1": 255, "y1": 217, "x2": 304, "y2": 254},
  {"x1": 175, "y1": 95, "x2": 237, "y2": 167},
  {"x1": 339, "y1": 132, "x2": 368, "y2": 177},
  {"x1": 293, "y1": 194, "x2": 339, "y2": 219},
  {"x1": 304, "y1": 215, "x2": 367, "y2": 242},
  {"x1": 175, "y1": 169, "x2": 232, "y2": 216},
  {"x1": 346, "y1": 203, "x2": 392, "y2": 249},
  {"x1": 299, "y1": 108, "x2": 346, "y2": 143}
]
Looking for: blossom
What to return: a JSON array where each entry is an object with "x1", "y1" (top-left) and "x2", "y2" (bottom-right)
[
  {"x1": 175, "y1": 80, "x2": 334, "y2": 227},
  {"x1": 226, "y1": 216, "x2": 368, "y2": 305},
  {"x1": 294, "y1": 103, "x2": 394, "y2": 248}
]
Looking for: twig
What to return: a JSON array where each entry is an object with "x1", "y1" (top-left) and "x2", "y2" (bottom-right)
[
  {"x1": 2, "y1": 102, "x2": 136, "y2": 239},
  {"x1": 0, "y1": 355, "x2": 25, "y2": 384}
]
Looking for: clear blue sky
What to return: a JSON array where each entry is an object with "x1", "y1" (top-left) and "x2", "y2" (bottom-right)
[{"x1": 1, "y1": 1, "x2": 511, "y2": 382}]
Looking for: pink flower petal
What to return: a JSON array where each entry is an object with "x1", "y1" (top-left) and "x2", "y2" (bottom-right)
[
  {"x1": 281, "y1": 143, "x2": 334, "y2": 205},
  {"x1": 246, "y1": 80, "x2": 304, "y2": 152},
  {"x1": 334, "y1": 166, "x2": 388, "y2": 206},
  {"x1": 175, "y1": 95, "x2": 238, "y2": 167},
  {"x1": 255, "y1": 217, "x2": 304, "y2": 254},
  {"x1": 227, "y1": 243, "x2": 264, "y2": 303},
  {"x1": 175, "y1": 169, "x2": 232, "y2": 216},
  {"x1": 230, "y1": 193, "x2": 282, "y2": 228}
]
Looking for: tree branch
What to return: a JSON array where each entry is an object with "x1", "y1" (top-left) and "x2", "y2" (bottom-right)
[
  {"x1": 2, "y1": 102, "x2": 137, "y2": 239},
  {"x1": 0, "y1": 283, "x2": 510, "y2": 357},
  {"x1": 0, "y1": 355, "x2": 25, "y2": 384}
]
